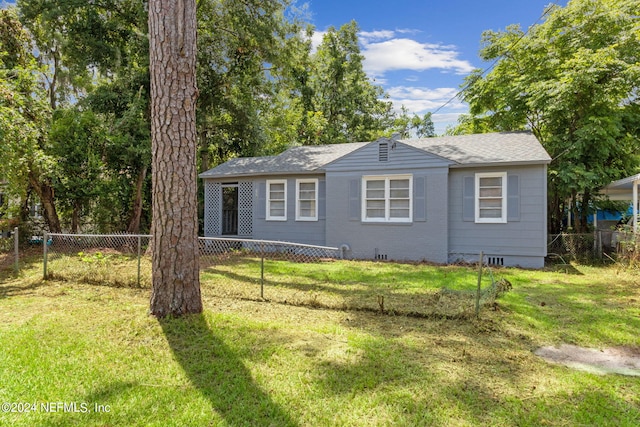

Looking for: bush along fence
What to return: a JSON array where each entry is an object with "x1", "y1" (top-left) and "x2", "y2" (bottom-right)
[{"x1": 40, "y1": 233, "x2": 514, "y2": 319}]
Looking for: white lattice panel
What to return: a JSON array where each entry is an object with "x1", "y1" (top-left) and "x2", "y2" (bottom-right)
[
  {"x1": 204, "y1": 181, "x2": 221, "y2": 236},
  {"x1": 238, "y1": 181, "x2": 253, "y2": 236}
]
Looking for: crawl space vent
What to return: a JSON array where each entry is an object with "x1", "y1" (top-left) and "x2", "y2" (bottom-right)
[{"x1": 487, "y1": 256, "x2": 504, "y2": 266}]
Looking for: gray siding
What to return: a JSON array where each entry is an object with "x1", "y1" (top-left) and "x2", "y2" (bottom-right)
[
  {"x1": 326, "y1": 140, "x2": 453, "y2": 172},
  {"x1": 203, "y1": 175, "x2": 327, "y2": 246},
  {"x1": 448, "y1": 165, "x2": 547, "y2": 268},
  {"x1": 325, "y1": 168, "x2": 450, "y2": 263}
]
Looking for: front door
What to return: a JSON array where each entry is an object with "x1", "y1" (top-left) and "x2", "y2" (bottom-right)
[{"x1": 222, "y1": 185, "x2": 238, "y2": 235}]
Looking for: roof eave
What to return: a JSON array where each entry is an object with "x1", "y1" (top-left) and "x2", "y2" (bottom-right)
[
  {"x1": 199, "y1": 169, "x2": 325, "y2": 179},
  {"x1": 449, "y1": 159, "x2": 551, "y2": 169}
]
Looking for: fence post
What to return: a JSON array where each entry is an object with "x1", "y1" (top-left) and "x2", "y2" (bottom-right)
[
  {"x1": 260, "y1": 241, "x2": 264, "y2": 299},
  {"x1": 43, "y1": 232, "x2": 49, "y2": 280},
  {"x1": 137, "y1": 235, "x2": 142, "y2": 287},
  {"x1": 13, "y1": 226, "x2": 19, "y2": 272},
  {"x1": 475, "y1": 251, "x2": 484, "y2": 319}
]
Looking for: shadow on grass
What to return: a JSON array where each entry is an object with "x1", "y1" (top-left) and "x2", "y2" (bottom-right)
[{"x1": 159, "y1": 313, "x2": 297, "y2": 427}]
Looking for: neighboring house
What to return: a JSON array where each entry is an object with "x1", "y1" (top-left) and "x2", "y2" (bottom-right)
[
  {"x1": 199, "y1": 132, "x2": 551, "y2": 268},
  {"x1": 601, "y1": 172, "x2": 640, "y2": 233}
]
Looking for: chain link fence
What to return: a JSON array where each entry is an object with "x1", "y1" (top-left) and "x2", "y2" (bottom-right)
[
  {"x1": 547, "y1": 231, "x2": 640, "y2": 265},
  {"x1": 40, "y1": 233, "x2": 511, "y2": 319},
  {"x1": 0, "y1": 227, "x2": 19, "y2": 272}
]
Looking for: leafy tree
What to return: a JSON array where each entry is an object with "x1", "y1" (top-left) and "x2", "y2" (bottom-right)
[
  {"x1": 0, "y1": 8, "x2": 59, "y2": 231},
  {"x1": 148, "y1": 0, "x2": 202, "y2": 317},
  {"x1": 48, "y1": 108, "x2": 106, "y2": 232},
  {"x1": 459, "y1": 0, "x2": 640, "y2": 232},
  {"x1": 19, "y1": 0, "x2": 152, "y2": 233},
  {"x1": 391, "y1": 106, "x2": 435, "y2": 138},
  {"x1": 195, "y1": 0, "x2": 308, "y2": 164},
  {"x1": 307, "y1": 21, "x2": 394, "y2": 144}
]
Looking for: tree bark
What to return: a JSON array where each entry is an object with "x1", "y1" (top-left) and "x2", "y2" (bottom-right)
[{"x1": 148, "y1": 0, "x2": 202, "y2": 317}]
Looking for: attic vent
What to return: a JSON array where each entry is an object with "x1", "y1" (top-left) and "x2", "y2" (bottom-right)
[
  {"x1": 378, "y1": 142, "x2": 389, "y2": 162},
  {"x1": 487, "y1": 257, "x2": 504, "y2": 266}
]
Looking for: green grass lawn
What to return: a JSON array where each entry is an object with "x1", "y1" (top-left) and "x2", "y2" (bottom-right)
[{"x1": 1, "y1": 254, "x2": 639, "y2": 426}]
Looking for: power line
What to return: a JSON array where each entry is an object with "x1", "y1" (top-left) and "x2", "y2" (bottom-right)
[{"x1": 431, "y1": 3, "x2": 559, "y2": 117}]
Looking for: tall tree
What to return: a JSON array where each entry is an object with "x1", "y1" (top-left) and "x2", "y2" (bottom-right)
[
  {"x1": 459, "y1": 0, "x2": 640, "y2": 233},
  {"x1": 0, "y1": 8, "x2": 60, "y2": 232},
  {"x1": 308, "y1": 21, "x2": 393, "y2": 144},
  {"x1": 48, "y1": 107, "x2": 105, "y2": 232},
  {"x1": 19, "y1": 0, "x2": 152, "y2": 233},
  {"x1": 195, "y1": 0, "x2": 307, "y2": 163},
  {"x1": 148, "y1": 0, "x2": 202, "y2": 317}
]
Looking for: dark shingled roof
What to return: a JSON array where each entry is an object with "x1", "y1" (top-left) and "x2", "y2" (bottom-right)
[{"x1": 199, "y1": 132, "x2": 550, "y2": 178}]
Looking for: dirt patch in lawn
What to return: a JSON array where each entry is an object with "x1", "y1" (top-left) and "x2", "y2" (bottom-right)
[{"x1": 535, "y1": 344, "x2": 640, "y2": 376}]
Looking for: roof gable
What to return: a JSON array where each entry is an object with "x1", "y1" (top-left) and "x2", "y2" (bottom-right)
[{"x1": 325, "y1": 138, "x2": 454, "y2": 171}]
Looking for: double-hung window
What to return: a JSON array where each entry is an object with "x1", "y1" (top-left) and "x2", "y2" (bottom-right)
[
  {"x1": 475, "y1": 172, "x2": 507, "y2": 223},
  {"x1": 296, "y1": 179, "x2": 318, "y2": 221},
  {"x1": 266, "y1": 179, "x2": 287, "y2": 221},
  {"x1": 362, "y1": 175, "x2": 412, "y2": 222}
]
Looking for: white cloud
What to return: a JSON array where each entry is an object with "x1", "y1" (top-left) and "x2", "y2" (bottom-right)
[
  {"x1": 358, "y1": 30, "x2": 395, "y2": 42},
  {"x1": 386, "y1": 86, "x2": 465, "y2": 114},
  {"x1": 362, "y1": 38, "x2": 475, "y2": 77},
  {"x1": 309, "y1": 30, "x2": 326, "y2": 53}
]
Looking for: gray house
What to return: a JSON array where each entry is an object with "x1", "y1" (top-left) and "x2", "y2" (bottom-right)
[{"x1": 199, "y1": 132, "x2": 551, "y2": 268}]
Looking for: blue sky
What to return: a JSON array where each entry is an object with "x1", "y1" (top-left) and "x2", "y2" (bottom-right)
[
  {"x1": 306, "y1": 0, "x2": 569, "y2": 133},
  {"x1": 1, "y1": 0, "x2": 569, "y2": 133}
]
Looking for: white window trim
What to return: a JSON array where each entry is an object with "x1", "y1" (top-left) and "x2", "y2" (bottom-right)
[
  {"x1": 361, "y1": 174, "x2": 413, "y2": 223},
  {"x1": 475, "y1": 172, "x2": 507, "y2": 223},
  {"x1": 266, "y1": 179, "x2": 287, "y2": 221},
  {"x1": 295, "y1": 178, "x2": 318, "y2": 221}
]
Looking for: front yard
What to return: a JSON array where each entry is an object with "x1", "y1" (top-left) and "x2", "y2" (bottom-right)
[{"x1": 0, "y1": 255, "x2": 639, "y2": 426}]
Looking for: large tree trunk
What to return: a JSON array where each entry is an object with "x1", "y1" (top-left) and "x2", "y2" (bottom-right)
[
  {"x1": 148, "y1": 0, "x2": 202, "y2": 317},
  {"x1": 126, "y1": 165, "x2": 148, "y2": 234}
]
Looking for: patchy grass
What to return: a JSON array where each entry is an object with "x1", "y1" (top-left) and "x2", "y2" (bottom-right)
[{"x1": 0, "y1": 255, "x2": 639, "y2": 426}]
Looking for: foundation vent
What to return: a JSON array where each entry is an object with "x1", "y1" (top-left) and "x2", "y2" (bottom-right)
[
  {"x1": 374, "y1": 248, "x2": 388, "y2": 260},
  {"x1": 487, "y1": 256, "x2": 504, "y2": 266}
]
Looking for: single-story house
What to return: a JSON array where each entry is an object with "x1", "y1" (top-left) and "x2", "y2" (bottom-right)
[{"x1": 199, "y1": 131, "x2": 551, "y2": 268}]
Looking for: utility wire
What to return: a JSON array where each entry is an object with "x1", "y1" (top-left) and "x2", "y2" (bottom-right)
[{"x1": 431, "y1": 3, "x2": 559, "y2": 116}]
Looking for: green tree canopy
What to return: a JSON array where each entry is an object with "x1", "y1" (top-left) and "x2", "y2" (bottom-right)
[{"x1": 458, "y1": 0, "x2": 640, "y2": 232}]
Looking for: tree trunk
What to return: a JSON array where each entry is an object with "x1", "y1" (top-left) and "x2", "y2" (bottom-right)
[
  {"x1": 28, "y1": 173, "x2": 61, "y2": 233},
  {"x1": 148, "y1": 0, "x2": 202, "y2": 318},
  {"x1": 126, "y1": 165, "x2": 148, "y2": 234}
]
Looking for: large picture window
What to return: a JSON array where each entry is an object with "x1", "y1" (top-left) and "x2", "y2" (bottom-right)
[
  {"x1": 475, "y1": 172, "x2": 507, "y2": 223},
  {"x1": 266, "y1": 179, "x2": 287, "y2": 221},
  {"x1": 362, "y1": 175, "x2": 412, "y2": 223},
  {"x1": 296, "y1": 179, "x2": 318, "y2": 221}
]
